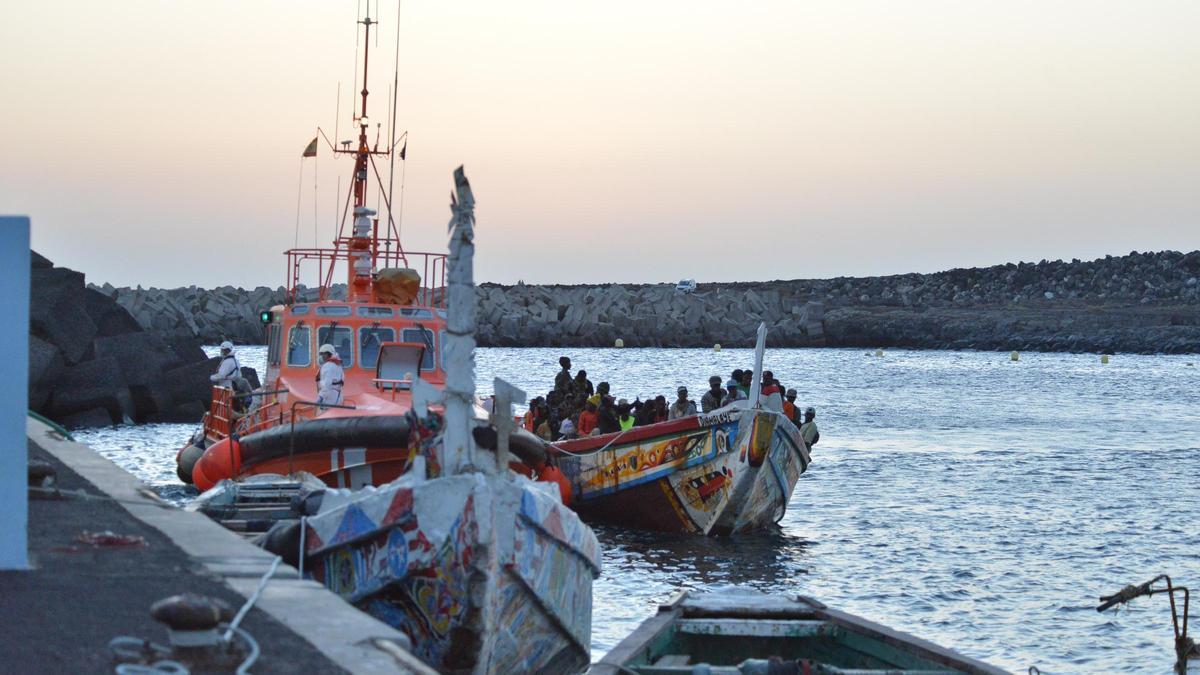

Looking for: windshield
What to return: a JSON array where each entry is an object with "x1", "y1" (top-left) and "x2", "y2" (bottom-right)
[
  {"x1": 287, "y1": 325, "x2": 311, "y2": 366},
  {"x1": 359, "y1": 326, "x2": 395, "y2": 370},
  {"x1": 402, "y1": 327, "x2": 436, "y2": 371}
]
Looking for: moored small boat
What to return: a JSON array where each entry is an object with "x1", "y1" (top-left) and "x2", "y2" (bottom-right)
[{"x1": 595, "y1": 589, "x2": 1006, "y2": 674}]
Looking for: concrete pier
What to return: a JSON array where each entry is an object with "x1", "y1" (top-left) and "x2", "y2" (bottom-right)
[{"x1": 3, "y1": 418, "x2": 434, "y2": 674}]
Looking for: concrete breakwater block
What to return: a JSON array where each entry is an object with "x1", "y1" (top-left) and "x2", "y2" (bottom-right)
[{"x1": 28, "y1": 252, "x2": 218, "y2": 428}]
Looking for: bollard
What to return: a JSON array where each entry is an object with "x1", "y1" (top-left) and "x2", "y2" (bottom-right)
[
  {"x1": 614, "y1": 338, "x2": 624, "y2": 348},
  {"x1": 1011, "y1": 351, "x2": 1019, "y2": 362},
  {"x1": 713, "y1": 343, "x2": 721, "y2": 352},
  {"x1": 1101, "y1": 354, "x2": 1110, "y2": 364}
]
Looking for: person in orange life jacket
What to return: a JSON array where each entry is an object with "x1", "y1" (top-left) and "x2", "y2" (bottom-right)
[
  {"x1": 523, "y1": 396, "x2": 544, "y2": 432},
  {"x1": 577, "y1": 400, "x2": 599, "y2": 436},
  {"x1": 315, "y1": 343, "x2": 344, "y2": 406},
  {"x1": 210, "y1": 341, "x2": 240, "y2": 386},
  {"x1": 783, "y1": 388, "x2": 800, "y2": 424}
]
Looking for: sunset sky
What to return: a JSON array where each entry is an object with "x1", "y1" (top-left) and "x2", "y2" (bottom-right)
[{"x1": 2, "y1": 1, "x2": 1198, "y2": 288}]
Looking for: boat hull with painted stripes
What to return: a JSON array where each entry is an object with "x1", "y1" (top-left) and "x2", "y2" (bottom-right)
[{"x1": 546, "y1": 405, "x2": 810, "y2": 535}]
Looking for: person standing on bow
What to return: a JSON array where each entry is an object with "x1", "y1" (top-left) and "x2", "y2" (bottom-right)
[
  {"x1": 799, "y1": 407, "x2": 820, "y2": 449},
  {"x1": 315, "y1": 343, "x2": 345, "y2": 406},
  {"x1": 210, "y1": 341, "x2": 241, "y2": 387}
]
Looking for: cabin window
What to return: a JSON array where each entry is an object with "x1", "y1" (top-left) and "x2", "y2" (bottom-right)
[
  {"x1": 358, "y1": 306, "x2": 393, "y2": 318},
  {"x1": 317, "y1": 325, "x2": 354, "y2": 366},
  {"x1": 399, "y1": 308, "x2": 433, "y2": 319},
  {"x1": 287, "y1": 325, "x2": 311, "y2": 366},
  {"x1": 316, "y1": 305, "x2": 352, "y2": 316},
  {"x1": 359, "y1": 326, "x2": 395, "y2": 369},
  {"x1": 291, "y1": 305, "x2": 310, "y2": 315},
  {"x1": 267, "y1": 324, "x2": 282, "y2": 366},
  {"x1": 439, "y1": 329, "x2": 446, "y2": 372},
  {"x1": 401, "y1": 328, "x2": 435, "y2": 371}
]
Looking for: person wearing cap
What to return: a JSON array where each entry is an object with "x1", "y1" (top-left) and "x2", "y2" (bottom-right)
[
  {"x1": 668, "y1": 387, "x2": 697, "y2": 420},
  {"x1": 721, "y1": 379, "x2": 744, "y2": 407},
  {"x1": 701, "y1": 375, "x2": 725, "y2": 413},
  {"x1": 315, "y1": 343, "x2": 345, "y2": 406},
  {"x1": 783, "y1": 389, "x2": 799, "y2": 424},
  {"x1": 799, "y1": 407, "x2": 819, "y2": 447},
  {"x1": 210, "y1": 341, "x2": 241, "y2": 387}
]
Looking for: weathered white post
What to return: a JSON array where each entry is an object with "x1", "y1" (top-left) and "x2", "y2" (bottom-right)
[
  {"x1": 441, "y1": 167, "x2": 477, "y2": 474},
  {"x1": 491, "y1": 377, "x2": 527, "y2": 473},
  {"x1": 0, "y1": 216, "x2": 30, "y2": 570},
  {"x1": 748, "y1": 321, "x2": 767, "y2": 408}
]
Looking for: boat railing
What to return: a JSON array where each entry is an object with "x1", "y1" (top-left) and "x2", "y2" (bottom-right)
[
  {"x1": 205, "y1": 386, "x2": 236, "y2": 439},
  {"x1": 284, "y1": 246, "x2": 447, "y2": 308},
  {"x1": 373, "y1": 377, "x2": 413, "y2": 399}
]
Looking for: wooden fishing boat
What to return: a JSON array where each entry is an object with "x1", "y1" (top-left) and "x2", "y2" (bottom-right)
[
  {"x1": 552, "y1": 405, "x2": 807, "y2": 535},
  {"x1": 510, "y1": 326, "x2": 812, "y2": 535},
  {"x1": 296, "y1": 462, "x2": 601, "y2": 673},
  {"x1": 596, "y1": 589, "x2": 1006, "y2": 674}
]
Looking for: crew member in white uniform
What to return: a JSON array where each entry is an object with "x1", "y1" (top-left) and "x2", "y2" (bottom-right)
[
  {"x1": 316, "y1": 343, "x2": 345, "y2": 406},
  {"x1": 210, "y1": 341, "x2": 240, "y2": 387}
]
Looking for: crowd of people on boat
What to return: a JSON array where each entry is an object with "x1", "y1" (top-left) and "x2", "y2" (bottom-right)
[{"x1": 521, "y1": 356, "x2": 819, "y2": 446}]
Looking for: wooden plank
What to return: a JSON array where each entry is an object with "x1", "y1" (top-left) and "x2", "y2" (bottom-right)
[
  {"x1": 676, "y1": 618, "x2": 835, "y2": 638},
  {"x1": 652, "y1": 654, "x2": 690, "y2": 666}
]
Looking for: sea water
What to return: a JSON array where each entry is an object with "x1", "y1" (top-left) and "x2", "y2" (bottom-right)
[{"x1": 75, "y1": 346, "x2": 1200, "y2": 673}]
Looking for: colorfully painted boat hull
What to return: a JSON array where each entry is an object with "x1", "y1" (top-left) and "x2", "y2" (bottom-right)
[
  {"x1": 552, "y1": 406, "x2": 809, "y2": 535},
  {"x1": 300, "y1": 469, "x2": 602, "y2": 674}
]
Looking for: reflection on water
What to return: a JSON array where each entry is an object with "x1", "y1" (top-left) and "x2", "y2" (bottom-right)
[{"x1": 75, "y1": 346, "x2": 1200, "y2": 673}]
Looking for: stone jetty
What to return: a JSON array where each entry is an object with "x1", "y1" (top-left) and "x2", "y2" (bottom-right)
[
  {"x1": 93, "y1": 249, "x2": 1200, "y2": 354},
  {"x1": 29, "y1": 252, "x2": 256, "y2": 428}
]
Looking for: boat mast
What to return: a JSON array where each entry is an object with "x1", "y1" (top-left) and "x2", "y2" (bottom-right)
[{"x1": 329, "y1": 9, "x2": 387, "y2": 303}]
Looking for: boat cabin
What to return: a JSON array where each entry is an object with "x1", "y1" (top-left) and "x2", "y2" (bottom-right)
[{"x1": 262, "y1": 300, "x2": 447, "y2": 398}]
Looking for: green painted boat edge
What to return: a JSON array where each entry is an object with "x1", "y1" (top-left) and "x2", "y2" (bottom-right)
[{"x1": 592, "y1": 591, "x2": 1009, "y2": 675}]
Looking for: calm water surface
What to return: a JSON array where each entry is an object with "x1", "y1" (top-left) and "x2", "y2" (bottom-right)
[{"x1": 75, "y1": 346, "x2": 1200, "y2": 673}]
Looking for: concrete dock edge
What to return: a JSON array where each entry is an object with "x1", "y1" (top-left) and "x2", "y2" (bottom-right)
[{"x1": 27, "y1": 417, "x2": 435, "y2": 675}]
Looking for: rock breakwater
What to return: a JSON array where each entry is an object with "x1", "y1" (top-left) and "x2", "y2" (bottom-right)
[
  {"x1": 29, "y1": 253, "x2": 255, "y2": 428},
  {"x1": 94, "y1": 250, "x2": 1200, "y2": 353}
]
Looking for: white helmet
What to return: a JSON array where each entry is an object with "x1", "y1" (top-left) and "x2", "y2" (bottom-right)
[
  {"x1": 318, "y1": 343, "x2": 336, "y2": 356},
  {"x1": 220, "y1": 341, "x2": 234, "y2": 351}
]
